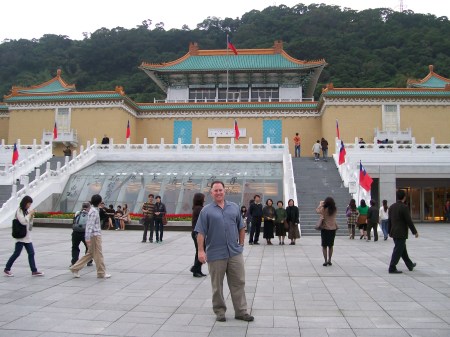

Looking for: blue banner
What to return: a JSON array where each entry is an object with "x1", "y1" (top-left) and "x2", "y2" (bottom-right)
[
  {"x1": 173, "y1": 120, "x2": 192, "y2": 144},
  {"x1": 263, "y1": 120, "x2": 282, "y2": 144}
]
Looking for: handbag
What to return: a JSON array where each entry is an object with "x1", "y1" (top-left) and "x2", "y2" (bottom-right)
[
  {"x1": 357, "y1": 214, "x2": 367, "y2": 225},
  {"x1": 162, "y1": 214, "x2": 168, "y2": 226},
  {"x1": 283, "y1": 220, "x2": 289, "y2": 231},
  {"x1": 12, "y1": 218, "x2": 27, "y2": 239},
  {"x1": 315, "y1": 218, "x2": 325, "y2": 231}
]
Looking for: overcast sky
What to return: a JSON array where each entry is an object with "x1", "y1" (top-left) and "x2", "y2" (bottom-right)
[{"x1": 1, "y1": 0, "x2": 448, "y2": 42}]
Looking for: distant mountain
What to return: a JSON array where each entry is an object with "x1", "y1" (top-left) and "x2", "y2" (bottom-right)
[{"x1": 1, "y1": 3, "x2": 449, "y2": 102}]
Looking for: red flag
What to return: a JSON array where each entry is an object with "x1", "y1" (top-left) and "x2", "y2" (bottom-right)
[
  {"x1": 234, "y1": 119, "x2": 240, "y2": 140},
  {"x1": 359, "y1": 161, "x2": 373, "y2": 191},
  {"x1": 338, "y1": 140, "x2": 346, "y2": 165},
  {"x1": 126, "y1": 120, "x2": 130, "y2": 139},
  {"x1": 336, "y1": 119, "x2": 340, "y2": 139},
  {"x1": 12, "y1": 143, "x2": 19, "y2": 165},
  {"x1": 53, "y1": 122, "x2": 58, "y2": 139},
  {"x1": 227, "y1": 35, "x2": 238, "y2": 55}
]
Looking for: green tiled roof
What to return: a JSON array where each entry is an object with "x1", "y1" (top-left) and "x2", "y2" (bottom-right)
[
  {"x1": 5, "y1": 93, "x2": 124, "y2": 102},
  {"x1": 139, "y1": 102, "x2": 318, "y2": 111},
  {"x1": 18, "y1": 80, "x2": 75, "y2": 94},
  {"x1": 411, "y1": 76, "x2": 449, "y2": 88},
  {"x1": 323, "y1": 89, "x2": 450, "y2": 97},
  {"x1": 143, "y1": 55, "x2": 322, "y2": 72},
  {"x1": 0, "y1": 104, "x2": 8, "y2": 110}
]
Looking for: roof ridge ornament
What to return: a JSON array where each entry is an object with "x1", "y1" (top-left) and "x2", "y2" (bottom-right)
[
  {"x1": 273, "y1": 40, "x2": 283, "y2": 54},
  {"x1": 189, "y1": 42, "x2": 199, "y2": 56}
]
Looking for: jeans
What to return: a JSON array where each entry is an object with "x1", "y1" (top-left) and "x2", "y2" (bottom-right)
[
  {"x1": 322, "y1": 148, "x2": 328, "y2": 159},
  {"x1": 249, "y1": 217, "x2": 262, "y2": 243},
  {"x1": 294, "y1": 145, "x2": 301, "y2": 157},
  {"x1": 114, "y1": 219, "x2": 120, "y2": 229},
  {"x1": 155, "y1": 218, "x2": 163, "y2": 241},
  {"x1": 143, "y1": 217, "x2": 155, "y2": 242},
  {"x1": 5, "y1": 242, "x2": 37, "y2": 272},
  {"x1": 380, "y1": 219, "x2": 389, "y2": 238}
]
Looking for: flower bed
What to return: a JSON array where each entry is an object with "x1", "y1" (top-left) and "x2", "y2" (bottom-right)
[{"x1": 35, "y1": 212, "x2": 192, "y2": 221}]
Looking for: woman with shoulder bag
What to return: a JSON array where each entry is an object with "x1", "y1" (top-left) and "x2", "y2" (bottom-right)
[
  {"x1": 4, "y1": 195, "x2": 44, "y2": 277},
  {"x1": 357, "y1": 199, "x2": 369, "y2": 240},
  {"x1": 316, "y1": 197, "x2": 338, "y2": 266}
]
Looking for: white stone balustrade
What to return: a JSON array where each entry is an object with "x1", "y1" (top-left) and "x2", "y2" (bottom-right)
[{"x1": 0, "y1": 139, "x2": 53, "y2": 184}]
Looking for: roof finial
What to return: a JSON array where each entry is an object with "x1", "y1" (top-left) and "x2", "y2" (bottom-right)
[
  {"x1": 273, "y1": 40, "x2": 283, "y2": 54},
  {"x1": 57, "y1": 69, "x2": 62, "y2": 77},
  {"x1": 189, "y1": 42, "x2": 199, "y2": 56},
  {"x1": 429, "y1": 65, "x2": 434, "y2": 73}
]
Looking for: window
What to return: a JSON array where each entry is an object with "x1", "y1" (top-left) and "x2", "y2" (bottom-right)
[
  {"x1": 251, "y1": 88, "x2": 279, "y2": 102},
  {"x1": 56, "y1": 107, "x2": 71, "y2": 131},
  {"x1": 218, "y1": 88, "x2": 249, "y2": 102},
  {"x1": 382, "y1": 104, "x2": 399, "y2": 131},
  {"x1": 189, "y1": 89, "x2": 216, "y2": 102}
]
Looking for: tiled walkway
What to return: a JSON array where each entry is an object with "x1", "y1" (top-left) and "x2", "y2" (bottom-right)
[{"x1": 0, "y1": 224, "x2": 449, "y2": 336}]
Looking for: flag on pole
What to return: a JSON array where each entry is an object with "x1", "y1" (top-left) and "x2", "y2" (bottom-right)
[
  {"x1": 126, "y1": 120, "x2": 131, "y2": 139},
  {"x1": 234, "y1": 119, "x2": 240, "y2": 140},
  {"x1": 359, "y1": 161, "x2": 373, "y2": 191},
  {"x1": 338, "y1": 140, "x2": 346, "y2": 165},
  {"x1": 227, "y1": 35, "x2": 238, "y2": 55},
  {"x1": 336, "y1": 119, "x2": 340, "y2": 139},
  {"x1": 53, "y1": 122, "x2": 58, "y2": 139},
  {"x1": 12, "y1": 143, "x2": 19, "y2": 165}
]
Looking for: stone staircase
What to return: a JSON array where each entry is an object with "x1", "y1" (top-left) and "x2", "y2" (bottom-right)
[
  {"x1": 0, "y1": 157, "x2": 65, "y2": 208},
  {"x1": 293, "y1": 157, "x2": 351, "y2": 236}
]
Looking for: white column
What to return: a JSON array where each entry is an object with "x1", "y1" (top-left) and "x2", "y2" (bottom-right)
[{"x1": 379, "y1": 165, "x2": 397, "y2": 206}]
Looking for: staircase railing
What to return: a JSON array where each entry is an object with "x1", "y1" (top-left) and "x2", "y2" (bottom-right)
[{"x1": 0, "y1": 140, "x2": 53, "y2": 185}]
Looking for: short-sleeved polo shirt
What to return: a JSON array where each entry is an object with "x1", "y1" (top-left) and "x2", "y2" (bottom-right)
[{"x1": 194, "y1": 200, "x2": 244, "y2": 262}]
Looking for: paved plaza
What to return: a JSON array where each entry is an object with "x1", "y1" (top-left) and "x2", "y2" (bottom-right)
[{"x1": 0, "y1": 224, "x2": 450, "y2": 337}]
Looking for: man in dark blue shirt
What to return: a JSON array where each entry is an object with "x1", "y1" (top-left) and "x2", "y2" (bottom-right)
[{"x1": 195, "y1": 181, "x2": 254, "y2": 323}]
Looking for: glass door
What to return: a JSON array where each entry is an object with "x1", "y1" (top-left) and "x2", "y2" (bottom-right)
[
  {"x1": 409, "y1": 188, "x2": 420, "y2": 220},
  {"x1": 423, "y1": 188, "x2": 433, "y2": 221}
]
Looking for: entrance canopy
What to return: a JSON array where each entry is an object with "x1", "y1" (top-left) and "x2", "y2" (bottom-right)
[{"x1": 59, "y1": 161, "x2": 284, "y2": 214}]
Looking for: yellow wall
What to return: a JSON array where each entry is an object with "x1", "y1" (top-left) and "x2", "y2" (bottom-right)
[
  {"x1": 136, "y1": 116, "x2": 322, "y2": 156},
  {"x1": 8, "y1": 108, "x2": 55, "y2": 144},
  {"x1": 0, "y1": 117, "x2": 9, "y2": 141},
  {"x1": 321, "y1": 104, "x2": 382, "y2": 146},
  {"x1": 400, "y1": 105, "x2": 450, "y2": 143}
]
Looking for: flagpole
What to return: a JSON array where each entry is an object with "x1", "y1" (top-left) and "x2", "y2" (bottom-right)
[{"x1": 226, "y1": 34, "x2": 229, "y2": 103}]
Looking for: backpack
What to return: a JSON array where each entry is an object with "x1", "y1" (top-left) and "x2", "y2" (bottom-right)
[{"x1": 73, "y1": 210, "x2": 89, "y2": 232}]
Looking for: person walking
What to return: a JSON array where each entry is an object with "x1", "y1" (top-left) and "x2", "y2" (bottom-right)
[
  {"x1": 366, "y1": 200, "x2": 379, "y2": 241},
  {"x1": 320, "y1": 137, "x2": 329, "y2": 161},
  {"x1": 248, "y1": 195, "x2": 263, "y2": 245},
  {"x1": 141, "y1": 194, "x2": 155, "y2": 242},
  {"x1": 190, "y1": 193, "x2": 206, "y2": 278},
  {"x1": 70, "y1": 194, "x2": 111, "y2": 279},
  {"x1": 357, "y1": 199, "x2": 369, "y2": 239},
  {"x1": 4, "y1": 195, "x2": 44, "y2": 277},
  {"x1": 293, "y1": 132, "x2": 301, "y2": 157},
  {"x1": 154, "y1": 196, "x2": 166, "y2": 243},
  {"x1": 316, "y1": 197, "x2": 338, "y2": 266},
  {"x1": 274, "y1": 200, "x2": 287, "y2": 245},
  {"x1": 262, "y1": 199, "x2": 276, "y2": 245},
  {"x1": 71, "y1": 202, "x2": 93, "y2": 267},
  {"x1": 346, "y1": 199, "x2": 359, "y2": 239},
  {"x1": 388, "y1": 190, "x2": 419, "y2": 274},
  {"x1": 312, "y1": 140, "x2": 322, "y2": 161},
  {"x1": 286, "y1": 199, "x2": 300, "y2": 245},
  {"x1": 195, "y1": 181, "x2": 254, "y2": 322}
]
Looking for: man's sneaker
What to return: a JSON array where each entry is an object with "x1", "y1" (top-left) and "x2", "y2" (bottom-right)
[
  {"x1": 98, "y1": 274, "x2": 111, "y2": 279},
  {"x1": 72, "y1": 271, "x2": 80, "y2": 278},
  {"x1": 216, "y1": 315, "x2": 226, "y2": 322},
  {"x1": 235, "y1": 314, "x2": 254, "y2": 322},
  {"x1": 4, "y1": 270, "x2": 14, "y2": 277},
  {"x1": 87, "y1": 262, "x2": 93, "y2": 267},
  {"x1": 32, "y1": 271, "x2": 45, "y2": 277}
]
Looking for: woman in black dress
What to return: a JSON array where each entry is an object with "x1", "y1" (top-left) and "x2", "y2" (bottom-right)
[
  {"x1": 263, "y1": 199, "x2": 276, "y2": 245},
  {"x1": 286, "y1": 199, "x2": 300, "y2": 245}
]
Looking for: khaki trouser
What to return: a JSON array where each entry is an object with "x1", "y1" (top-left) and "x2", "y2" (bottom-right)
[
  {"x1": 70, "y1": 235, "x2": 106, "y2": 277},
  {"x1": 207, "y1": 253, "x2": 248, "y2": 317}
]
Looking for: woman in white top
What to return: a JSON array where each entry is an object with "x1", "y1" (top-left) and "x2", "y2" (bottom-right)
[
  {"x1": 379, "y1": 200, "x2": 389, "y2": 241},
  {"x1": 4, "y1": 195, "x2": 44, "y2": 277}
]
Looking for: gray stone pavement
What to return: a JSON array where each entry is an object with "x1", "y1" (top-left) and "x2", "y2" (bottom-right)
[{"x1": 1, "y1": 224, "x2": 450, "y2": 337}]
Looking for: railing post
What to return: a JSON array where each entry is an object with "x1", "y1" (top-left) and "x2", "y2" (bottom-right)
[
  {"x1": 212, "y1": 137, "x2": 217, "y2": 152},
  {"x1": 46, "y1": 162, "x2": 51, "y2": 173},
  {"x1": 195, "y1": 138, "x2": 199, "y2": 151},
  {"x1": 32, "y1": 139, "x2": 37, "y2": 152},
  {"x1": 35, "y1": 168, "x2": 40, "y2": 180},
  {"x1": 56, "y1": 161, "x2": 61, "y2": 173},
  {"x1": 266, "y1": 137, "x2": 271, "y2": 152},
  {"x1": 143, "y1": 138, "x2": 147, "y2": 151},
  {"x1": 412, "y1": 137, "x2": 416, "y2": 152},
  {"x1": 231, "y1": 138, "x2": 235, "y2": 152},
  {"x1": 109, "y1": 138, "x2": 114, "y2": 151},
  {"x1": 72, "y1": 150, "x2": 77, "y2": 159},
  {"x1": 11, "y1": 184, "x2": 17, "y2": 197},
  {"x1": 249, "y1": 137, "x2": 253, "y2": 152},
  {"x1": 160, "y1": 138, "x2": 164, "y2": 151},
  {"x1": 431, "y1": 137, "x2": 436, "y2": 153},
  {"x1": 177, "y1": 138, "x2": 182, "y2": 151}
]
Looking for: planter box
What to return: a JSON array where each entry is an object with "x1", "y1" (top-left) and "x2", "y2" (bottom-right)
[{"x1": 33, "y1": 218, "x2": 191, "y2": 231}]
